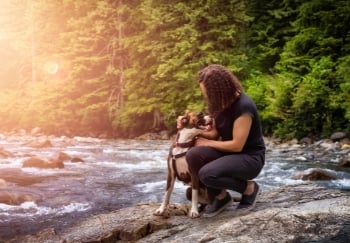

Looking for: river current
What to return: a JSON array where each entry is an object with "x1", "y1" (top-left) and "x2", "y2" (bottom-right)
[{"x1": 0, "y1": 135, "x2": 350, "y2": 240}]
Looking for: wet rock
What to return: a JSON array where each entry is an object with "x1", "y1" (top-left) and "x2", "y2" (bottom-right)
[
  {"x1": 57, "y1": 151, "x2": 72, "y2": 161},
  {"x1": 292, "y1": 167, "x2": 338, "y2": 180},
  {"x1": 56, "y1": 152, "x2": 84, "y2": 163},
  {"x1": 0, "y1": 178, "x2": 7, "y2": 187},
  {"x1": 22, "y1": 156, "x2": 64, "y2": 169},
  {"x1": 23, "y1": 138, "x2": 53, "y2": 148},
  {"x1": 71, "y1": 157, "x2": 84, "y2": 162},
  {"x1": 0, "y1": 147, "x2": 14, "y2": 158},
  {"x1": 0, "y1": 168, "x2": 45, "y2": 186},
  {"x1": 7, "y1": 183, "x2": 350, "y2": 242},
  {"x1": 0, "y1": 191, "x2": 33, "y2": 205}
]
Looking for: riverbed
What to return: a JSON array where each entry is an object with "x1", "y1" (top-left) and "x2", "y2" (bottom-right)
[{"x1": 0, "y1": 135, "x2": 349, "y2": 240}]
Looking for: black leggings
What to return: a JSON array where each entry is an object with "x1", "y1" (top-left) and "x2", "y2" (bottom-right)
[{"x1": 186, "y1": 146, "x2": 265, "y2": 202}]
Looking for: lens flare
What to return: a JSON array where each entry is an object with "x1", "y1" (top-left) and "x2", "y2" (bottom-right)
[{"x1": 44, "y1": 61, "x2": 59, "y2": 75}]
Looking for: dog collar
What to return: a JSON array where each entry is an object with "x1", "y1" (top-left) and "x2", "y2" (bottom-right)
[{"x1": 176, "y1": 139, "x2": 196, "y2": 148}]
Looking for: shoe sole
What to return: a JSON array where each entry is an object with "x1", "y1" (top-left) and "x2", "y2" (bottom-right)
[{"x1": 202, "y1": 199, "x2": 232, "y2": 218}]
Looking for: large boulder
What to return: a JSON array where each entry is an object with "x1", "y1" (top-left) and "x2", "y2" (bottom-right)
[
  {"x1": 7, "y1": 182, "x2": 350, "y2": 242},
  {"x1": 291, "y1": 167, "x2": 338, "y2": 180},
  {"x1": 330, "y1": 132, "x2": 347, "y2": 142}
]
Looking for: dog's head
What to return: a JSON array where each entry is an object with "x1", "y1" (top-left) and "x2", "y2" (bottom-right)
[{"x1": 180, "y1": 111, "x2": 211, "y2": 129}]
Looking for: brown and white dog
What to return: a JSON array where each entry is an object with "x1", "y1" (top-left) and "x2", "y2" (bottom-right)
[{"x1": 154, "y1": 111, "x2": 212, "y2": 218}]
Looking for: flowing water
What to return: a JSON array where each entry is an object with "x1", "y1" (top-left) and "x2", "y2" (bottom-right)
[{"x1": 0, "y1": 135, "x2": 350, "y2": 240}]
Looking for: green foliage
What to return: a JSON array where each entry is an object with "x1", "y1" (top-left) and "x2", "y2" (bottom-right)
[
  {"x1": 245, "y1": 0, "x2": 298, "y2": 75},
  {"x1": 335, "y1": 55, "x2": 350, "y2": 122},
  {"x1": 116, "y1": 0, "x2": 250, "y2": 136},
  {"x1": 0, "y1": 0, "x2": 349, "y2": 139}
]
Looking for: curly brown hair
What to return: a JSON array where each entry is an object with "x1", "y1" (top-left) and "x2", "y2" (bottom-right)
[{"x1": 198, "y1": 64, "x2": 243, "y2": 116}]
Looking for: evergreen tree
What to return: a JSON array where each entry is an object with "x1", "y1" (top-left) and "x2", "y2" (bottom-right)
[
  {"x1": 119, "y1": 0, "x2": 250, "y2": 136},
  {"x1": 275, "y1": 0, "x2": 350, "y2": 138}
]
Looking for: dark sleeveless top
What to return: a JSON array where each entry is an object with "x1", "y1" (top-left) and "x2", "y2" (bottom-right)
[{"x1": 214, "y1": 93, "x2": 265, "y2": 154}]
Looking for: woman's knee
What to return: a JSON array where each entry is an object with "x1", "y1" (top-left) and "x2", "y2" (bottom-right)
[{"x1": 198, "y1": 165, "x2": 212, "y2": 185}]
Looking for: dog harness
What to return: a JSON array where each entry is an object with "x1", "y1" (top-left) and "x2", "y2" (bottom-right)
[
  {"x1": 170, "y1": 135, "x2": 198, "y2": 184},
  {"x1": 172, "y1": 134, "x2": 197, "y2": 159}
]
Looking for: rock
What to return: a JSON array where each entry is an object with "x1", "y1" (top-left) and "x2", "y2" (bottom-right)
[
  {"x1": 0, "y1": 168, "x2": 45, "y2": 186},
  {"x1": 22, "y1": 156, "x2": 64, "y2": 169},
  {"x1": 341, "y1": 143, "x2": 350, "y2": 149},
  {"x1": 137, "y1": 132, "x2": 159, "y2": 140},
  {"x1": 330, "y1": 132, "x2": 347, "y2": 142},
  {"x1": 30, "y1": 127, "x2": 42, "y2": 136},
  {"x1": 292, "y1": 168, "x2": 338, "y2": 180},
  {"x1": 0, "y1": 178, "x2": 7, "y2": 187},
  {"x1": 57, "y1": 151, "x2": 72, "y2": 161},
  {"x1": 71, "y1": 157, "x2": 84, "y2": 162},
  {"x1": 56, "y1": 152, "x2": 84, "y2": 163},
  {"x1": 7, "y1": 183, "x2": 350, "y2": 242},
  {"x1": 0, "y1": 191, "x2": 33, "y2": 205},
  {"x1": 159, "y1": 130, "x2": 170, "y2": 140},
  {"x1": 0, "y1": 147, "x2": 14, "y2": 158},
  {"x1": 137, "y1": 131, "x2": 170, "y2": 140},
  {"x1": 299, "y1": 137, "x2": 313, "y2": 145},
  {"x1": 23, "y1": 138, "x2": 53, "y2": 148},
  {"x1": 339, "y1": 156, "x2": 350, "y2": 167}
]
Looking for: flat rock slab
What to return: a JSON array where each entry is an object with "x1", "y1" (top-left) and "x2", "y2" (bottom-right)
[{"x1": 7, "y1": 182, "x2": 350, "y2": 242}]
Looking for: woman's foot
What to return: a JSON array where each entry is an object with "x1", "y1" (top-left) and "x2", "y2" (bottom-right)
[
  {"x1": 236, "y1": 181, "x2": 260, "y2": 212},
  {"x1": 202, "y1": 192, "x2": 232, "y2": 218}
]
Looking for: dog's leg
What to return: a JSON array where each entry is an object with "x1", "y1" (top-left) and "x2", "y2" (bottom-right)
[
  {"x1": 189, "y1": 174, "x2": 200, "y2": 218},
  {"x1": 154, "y1": 156, "x2": 176, "y2": 216}
]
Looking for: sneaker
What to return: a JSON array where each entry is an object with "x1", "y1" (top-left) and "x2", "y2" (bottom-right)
[
  {"x1": 202, "y1": 192, "x2": 232, "y2": 218},
  {"x1": 236, "y1": 181, "x2": 260, "y2": 212}
]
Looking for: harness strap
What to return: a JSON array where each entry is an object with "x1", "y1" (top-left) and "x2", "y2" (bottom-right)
[
  {"x1": 172, "y1": 157, "x2": 181, "y2": 179},
  {"x1": 173, "y1": 152, "x2": 187, "y2": 159}
]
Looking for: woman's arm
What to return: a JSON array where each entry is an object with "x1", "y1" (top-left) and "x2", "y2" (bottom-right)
[{"x1": 195, "y1": 114, "x2": 252, "y2": 153}]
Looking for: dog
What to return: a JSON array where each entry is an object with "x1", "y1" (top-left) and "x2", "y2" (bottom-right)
[{"x1": 154, "y1": 111, "x2": 212, "y2": 218}]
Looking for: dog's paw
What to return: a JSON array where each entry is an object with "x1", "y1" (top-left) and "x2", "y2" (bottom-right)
[
  {"x1": 188, "y1": 209, "x2": 200, "y2": 218},
  {"x1": 154, "y1": 206, "x2": 166, "y2": 216},
  {"x1": 154, "y1": 209, "x2": 164, "y2": 216}
]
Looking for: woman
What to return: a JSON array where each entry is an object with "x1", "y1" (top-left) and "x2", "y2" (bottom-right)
[{"x1": 186, "y1": 64, "x2": 265, "y2": 218}]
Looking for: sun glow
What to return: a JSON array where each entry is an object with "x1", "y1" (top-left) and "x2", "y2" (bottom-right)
[{"x1": 43, "y1": 61, "x2": 59, "y2": 75}]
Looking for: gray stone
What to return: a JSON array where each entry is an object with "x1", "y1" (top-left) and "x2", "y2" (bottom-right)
[{"x1": 7, "y1": 182, "x2": 350, "y2": 243}]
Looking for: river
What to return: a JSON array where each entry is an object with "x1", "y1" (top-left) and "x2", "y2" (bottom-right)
[{"x1": 0, "y1": 135, "x2": 350, "y2": 240}]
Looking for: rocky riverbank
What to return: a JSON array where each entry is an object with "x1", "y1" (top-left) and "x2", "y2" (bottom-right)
[{"x1": 6, "y1": 182, "x2": 350, "y2": 243}]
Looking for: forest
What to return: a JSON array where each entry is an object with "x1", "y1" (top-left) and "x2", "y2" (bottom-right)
[{"x1": 0, "y1": 0, "x2": 349, "y2": 139}]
